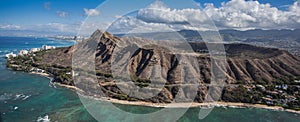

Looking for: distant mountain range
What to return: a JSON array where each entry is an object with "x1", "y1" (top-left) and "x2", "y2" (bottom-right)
[
  {"x1": 1, "y1": 29, "x2": 300, "y2": 42},
  {"x1": 219, "y1": 29, "x2": 300, "y2": 42},
  {"x1": 117, "y1": 29, "x2": 300, "y2": 42}
]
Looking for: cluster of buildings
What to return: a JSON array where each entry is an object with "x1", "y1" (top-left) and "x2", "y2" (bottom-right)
[
  {"x1": 255, "y1": 83, "x2": 298, "y2": 106},
  {"x1": 195, "y1": 49, "x2": 226, "y2": 55},
  {"x1": 5, "y1": 45, "x2": 56, "y2": 58},
  {"x1": 41, "y1": 45, "x2": 56, "y2": 50},
  {"x1": 244, "y1": 39, "x2": 300, "y2": 57}
]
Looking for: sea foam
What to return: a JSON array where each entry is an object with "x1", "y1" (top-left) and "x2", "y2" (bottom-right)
[
  {"x1": 37, "y1": 115, "x2": 51, "y2": 122},
  {"x1": 15, "y1": 94, "x2": 31, "y2": 101},
  {"x1": 0, "y1": 93, "x2": 12, "y2": 101}
]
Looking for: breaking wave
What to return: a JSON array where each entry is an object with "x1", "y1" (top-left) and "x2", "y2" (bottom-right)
[
  {"x1": 37, "y1": 115, "x2": 51, "y2": 122},
  {"x1": 0, "y1": 93, "x2": 31, "y2": 101}
]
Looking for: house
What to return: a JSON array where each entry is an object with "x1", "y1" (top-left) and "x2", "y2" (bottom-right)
[
  {"x1": 42, "y1": 45, "x2": 56, "y2": 50},
  {"x1": 18, "y1": 50, "x2": 29, "y2": 55},
  {"x1": 294, "y1": 80, "x2": 300, "y2": 83},
  {"x1": 256, "y1": 85, "x2": 266, "y2": 91},
  {"x1": 30, "y1": 67, "x2": 44, "y2": 73},
  {"x1": 30, "y1": 48, "x2": 40, "y2": 53},
  {"x1": 5, "y1": 52, "x2": 17, "y2": 58},
  {"x1": 275, "y1": 84, "x2": 288, "y2": 90}
]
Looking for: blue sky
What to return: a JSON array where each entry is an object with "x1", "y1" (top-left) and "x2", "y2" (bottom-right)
[
  {"x1": 0, "y1": 0, "x2": 103, "y2": 25},
  {"x1": 0, "y1": 0, "x2": 299, "y2": 35}
]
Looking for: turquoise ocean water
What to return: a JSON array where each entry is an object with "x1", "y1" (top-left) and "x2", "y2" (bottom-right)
[{"x1": 0, "y1": 37, "x2": 299, "y2": 122}]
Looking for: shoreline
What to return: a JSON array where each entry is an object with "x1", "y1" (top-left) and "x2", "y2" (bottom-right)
[
  {"x1": 29, "y1": 71, "x2": 300, "y2": 114},
  {"x1": 30, "y1": 71, "x2": 51, "y2": 78},
  {"x1": 81, "y1": 93, "x2": 300, "y2": 114}
]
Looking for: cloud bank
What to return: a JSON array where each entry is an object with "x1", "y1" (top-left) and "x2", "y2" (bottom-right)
[
  {"x1": 0, "y1": 24, "x2": 22, "y2": 30},
  {"x1": 111, "y1": 0, "x2": 300, "y2": 33},
  {"x1": 3, "y1": 0, "x2": 300, "y2": 35},
  {"x1": 204, "y1": 0, "x2": 300, "y2": 30}
]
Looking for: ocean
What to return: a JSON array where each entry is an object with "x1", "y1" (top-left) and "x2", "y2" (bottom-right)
[{"x1": 0, "y1": 37, "x2": 299, "y2": 122}]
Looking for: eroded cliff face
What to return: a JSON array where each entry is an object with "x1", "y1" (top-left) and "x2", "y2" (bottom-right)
[
  {"x1": 7, "y1": 30, "x2": 300, "y2": 107},
  {"x1": 88, "y1": 30, "x2": 300, "y2": 85}
]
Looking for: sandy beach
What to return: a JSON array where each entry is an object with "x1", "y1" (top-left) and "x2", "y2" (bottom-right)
[
  {"x1": 30, "y1": 71, "x2": 51, "y2": 78},
  {"x1": 91, "y1": 96, "x2": 300, "y2": 114},
  {"x1": 59, "y1": 83, "x2": 300, "y2": 114}
]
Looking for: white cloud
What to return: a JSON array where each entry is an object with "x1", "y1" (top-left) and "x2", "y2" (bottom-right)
[
  {"x1": 107, "y1": 16, "x2": 173, "y2": 34},
  {"x1": 288, "y1": 1, "x2": 300, "y2": 23},
  {"x1": 103, "y1": 1, "x2": 215, "y2": 33},
  {"x1": 203, "y1": 0, "x2": 300, "y2": 30},
  {"x1": 84, "y1": 8, "x2": 100, "y2": 16},
  {"x1": 136, "y1": 1, "x2": 217, "y2": 30},
  {"x1": 56, "y1": 11, "x2": 68, "y2": 17},
  {"x1": 115, "y1": 15, "x2": 123, "y2": 19},
  {"x1": 0, "y1": 24, "x2": 22, "y2": 30},
  {"x1": 133, "y1": 0, "x2": 300, "y2": 31}
]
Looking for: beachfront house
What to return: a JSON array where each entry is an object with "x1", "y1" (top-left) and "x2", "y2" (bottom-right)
[
  {"x1": 18, "y1": 50, "x2": 29, "y2": 56},
  {"x1": 30, "y1": 48, "x2": 40, "y2": 53},
  {"x1": 5, "y1": 52, "x2": 17, "y2": 58},
  {"x1": 42, "y1": 45, "x2": 56, "y2": 50}
]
